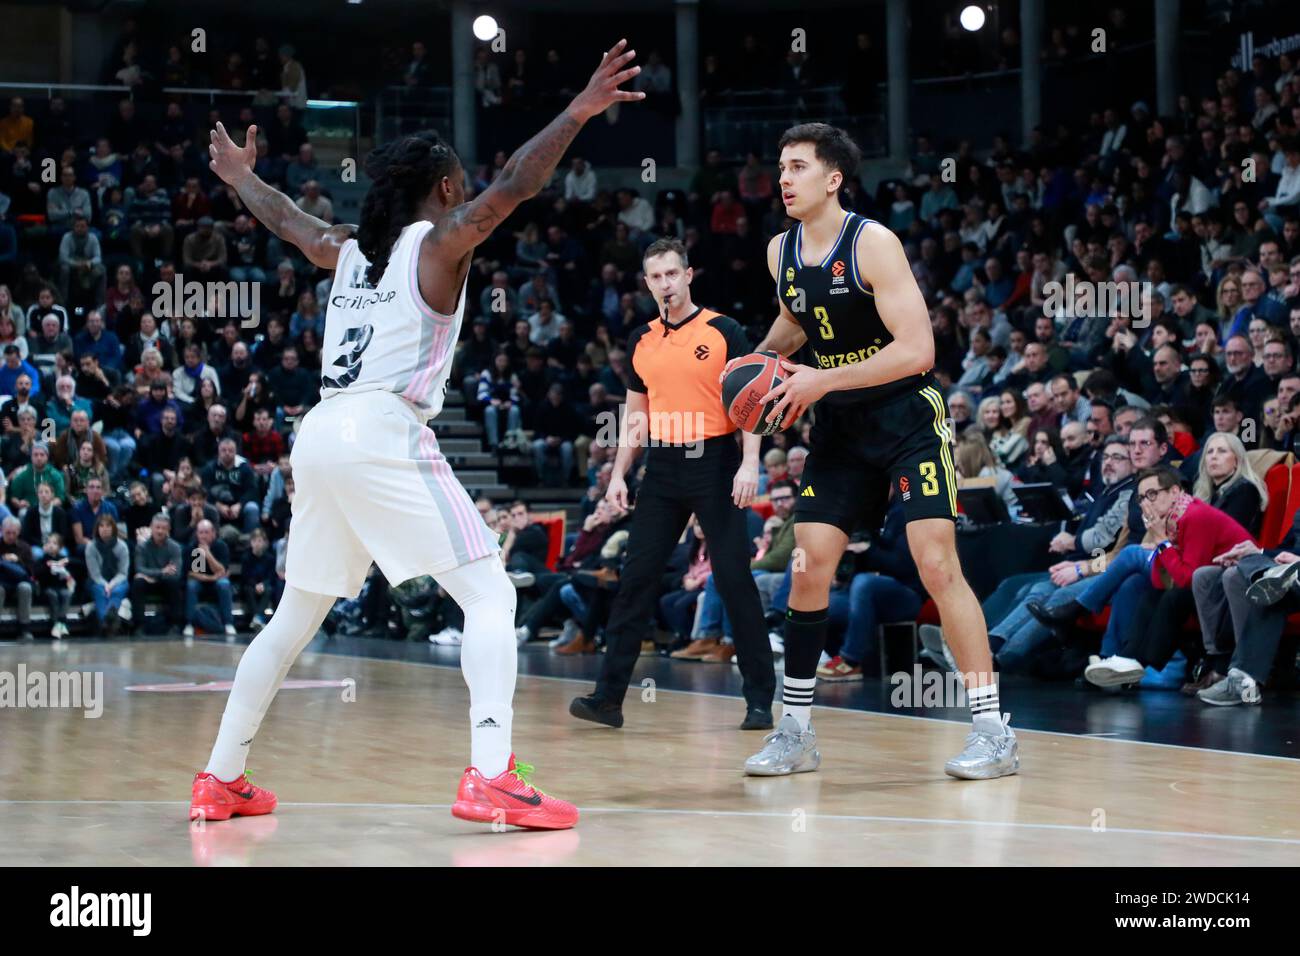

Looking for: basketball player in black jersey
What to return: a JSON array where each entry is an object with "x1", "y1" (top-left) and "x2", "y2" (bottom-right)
[{"x1": 737, "y1": 124, "x2": 1019, "y2": 779}]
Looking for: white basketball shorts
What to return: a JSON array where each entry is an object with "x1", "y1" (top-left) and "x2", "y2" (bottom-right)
[{"x1": 284, "y1": 389, "x2": 500, "y2": 598}]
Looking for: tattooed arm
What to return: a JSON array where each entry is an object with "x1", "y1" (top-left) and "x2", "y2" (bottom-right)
[
  {"x1": 426, "y1": 38, "x2": 644, "y2": 261},
  {"x1": 208, "y1": 121, "x2": 353, "y2": 270}
]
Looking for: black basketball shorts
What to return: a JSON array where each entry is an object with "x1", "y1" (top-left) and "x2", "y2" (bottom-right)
[{"x1": 794, "y1": 382, "x2": 958, "y2": 535}]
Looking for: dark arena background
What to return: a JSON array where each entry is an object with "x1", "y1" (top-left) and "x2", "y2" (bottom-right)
[{"x1": 0, "y1": 0, "x2": 1297, "y2": 920}]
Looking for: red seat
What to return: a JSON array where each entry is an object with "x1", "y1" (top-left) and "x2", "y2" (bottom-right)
[
  {"x1": 750, "y1": 499, "x2": 774, "y2": 521},
  {"x1": 532, "y1": 514, "x2": 566, "y2": 571},
  {"x1": 1256, "y1": 463, "x2": 1297, "y2": 549}
]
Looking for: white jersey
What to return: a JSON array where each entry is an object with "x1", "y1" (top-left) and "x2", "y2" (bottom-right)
[{"x1": 319, "y1": 221, "x2": 466, "y2": 420}]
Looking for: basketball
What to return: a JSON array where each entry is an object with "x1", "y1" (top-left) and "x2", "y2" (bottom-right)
[{"x1": 722, "y1": 351, "x2": 788, "y2": 435}]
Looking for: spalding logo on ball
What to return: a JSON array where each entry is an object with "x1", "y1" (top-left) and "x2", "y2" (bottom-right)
[{"x1": 722, "y1": 351, "x2": 790, "y2": 436}]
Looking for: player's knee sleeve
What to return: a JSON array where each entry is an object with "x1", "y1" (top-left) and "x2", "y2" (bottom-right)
[
  {"x1": 437, "y1": 555, "x2": 516, "y2": 633},
  {"x1": 439, "y1": 556, "x2": 517, "y2": 706}
]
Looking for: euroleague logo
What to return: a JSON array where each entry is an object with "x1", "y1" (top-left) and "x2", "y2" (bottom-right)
[
  {"x1": 898, "y1": 475, "x2": 911, "y2": 501},
  {"x1": 831, "y1": 260, "x2": 846, "y2": 278},
  {"x1": 695, "y1": 344, "x2": 710, "y2": 360}
]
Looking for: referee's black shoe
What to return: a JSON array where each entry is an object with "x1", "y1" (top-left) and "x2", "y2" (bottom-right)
[
  {"x1": 569, "y1": 694, "x2": 624, "y2": 728},
  {"x1": 740, "y1": 707, "x2": 773, "y2": 731}
]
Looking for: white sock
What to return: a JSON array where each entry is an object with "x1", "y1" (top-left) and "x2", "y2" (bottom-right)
[
  {"x1": 967, "y1": 681, "x2": 1003, "y2": 735},
  {"x1": 782, "y1": 676, "x2": 816, "y2": 731},
  {"x1": 205, "y1": 585, "x2": 336, "y2": 781},
  {"x1": 437, "y1": 555, "x2": 517, "y2": 778}
]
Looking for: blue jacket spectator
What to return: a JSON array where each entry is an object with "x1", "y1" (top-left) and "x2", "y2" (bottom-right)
[{"x1": 0, "y1": 347, "x2": 40, "y2": 397}]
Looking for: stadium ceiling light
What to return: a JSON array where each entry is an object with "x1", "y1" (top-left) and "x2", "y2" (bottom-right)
[
  {"x1": 473, "y1": 15, "x2": 498, "y2": 42},
  {"x1": 959, "y1": 5, "x2": 986, "y2": 31}
]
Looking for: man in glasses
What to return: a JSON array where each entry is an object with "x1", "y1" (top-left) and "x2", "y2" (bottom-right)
[
  {"x1": 1261, "y1": 336, "x2": 1293, "y2": 390},
  {"x1": 972, "y1": 436, "x2": 1136, "y2": 673},
  {"x1": 1217, "y1": 333, "x2": 1272, "y2": 423},
  {"x1": 1124, "y1": 417, "x2": 1179, "y2": 531}
]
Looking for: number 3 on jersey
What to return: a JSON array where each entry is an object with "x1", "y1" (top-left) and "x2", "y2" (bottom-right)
[
  {"x1": 321, "y1": 324, "x2": 374, "y2": 389},
  {"x1": 814, "y1": 305, "x2": 834, "y2": 340}
]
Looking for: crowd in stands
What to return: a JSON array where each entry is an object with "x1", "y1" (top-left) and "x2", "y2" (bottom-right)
[
  {"x1": 2, "y1": 23, "x2": 1298, "y2": 713},
  {"x1": 0, "y1": 22, "x2": 317, "y2": 637}
]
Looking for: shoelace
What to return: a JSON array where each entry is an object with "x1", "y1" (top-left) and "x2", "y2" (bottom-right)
[
  {"x1": 762, "y1": 727, "x2": 802, "y2": 751},
  {"x1": 965, "y1": 715, "x2": 1013, "y2": 755},
  {"x1": 509, "y1": 761, "x2": 550, "y2": 797}
]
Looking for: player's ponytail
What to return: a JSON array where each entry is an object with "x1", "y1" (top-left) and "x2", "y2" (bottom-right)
[{"x1": 356, "y1": 130, "x2": 458, "y2": 287}]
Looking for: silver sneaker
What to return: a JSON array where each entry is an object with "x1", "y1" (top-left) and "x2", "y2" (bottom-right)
[
  {"x1": 743, "y1": 714, "x2": 821, "y2": 776},
  {"x1": 1198, "y1": 667, "x2": 1262, "y2": 706},
  {"x1": 944, "y1": 714, "x2": 1020, "y2": 780}
]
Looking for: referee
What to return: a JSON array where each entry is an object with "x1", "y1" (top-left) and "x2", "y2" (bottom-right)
[{"x1": 569, "y1": 237, "x2": 777, "y2": 730}]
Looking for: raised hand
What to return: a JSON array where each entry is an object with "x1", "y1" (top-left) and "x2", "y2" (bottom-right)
[
  {"x1": 570, "y1": 39, "x2": 645, "y2": 122},
  {"x1": 208, "y1": 121, "x2": 257, "y2": 187}
]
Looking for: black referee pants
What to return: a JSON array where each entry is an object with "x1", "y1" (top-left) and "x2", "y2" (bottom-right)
[{"x1": 595, "y1": 436, "x2": 776, "y2": 710}]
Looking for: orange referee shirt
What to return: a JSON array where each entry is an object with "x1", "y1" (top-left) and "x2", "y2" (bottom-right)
[{"x1": 625, "y1": 306, "x2": 753, "y2": 445}]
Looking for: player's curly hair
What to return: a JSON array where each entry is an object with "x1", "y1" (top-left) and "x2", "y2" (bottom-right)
[
  {"x1": 777, "y1": 123, "x2": 862, "y2": 181},
  {"x1": 356, "y1": 130, "x2": 460, "y2": 287}
]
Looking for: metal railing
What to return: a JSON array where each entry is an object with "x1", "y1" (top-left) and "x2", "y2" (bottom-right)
[
  {"x1": 704, "y1": 84, "x2": 886, "y2": 162},
  {"x1": 375, "y1": 85, "x2": 452, "y2": 144},
  {"x1": 0, "y1": 81, "x2": 360, "y2": 157}
]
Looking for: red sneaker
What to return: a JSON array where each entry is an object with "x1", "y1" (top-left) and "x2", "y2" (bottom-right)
[
  {"x1": 190, "y1": 771, "x2": 278, "y2": 822},
  {"x1": 451, "y1": 755, "x2": 578, "y2": 830}
]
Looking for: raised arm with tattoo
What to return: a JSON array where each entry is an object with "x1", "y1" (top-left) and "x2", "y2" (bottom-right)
[
  {"x1": 427, "y1": 38, "x2": 644, "y2": 261},
  {"x1": 208, "y1": 122, "x2": 353, "y2": 270}
]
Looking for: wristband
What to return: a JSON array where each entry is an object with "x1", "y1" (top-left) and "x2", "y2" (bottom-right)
[{"x1": 1074, "y1": 562, "x2": 1083, "y2": 578}]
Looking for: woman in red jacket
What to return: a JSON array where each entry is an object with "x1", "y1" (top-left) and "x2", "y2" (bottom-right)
[{"x1": 1031, "y1": 466, "x2": 1253, "y2": 686}]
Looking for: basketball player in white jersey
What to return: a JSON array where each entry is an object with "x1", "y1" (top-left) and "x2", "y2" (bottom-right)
[{"x1": 189, "y1": 40, "x2": 644, "y2": 830}]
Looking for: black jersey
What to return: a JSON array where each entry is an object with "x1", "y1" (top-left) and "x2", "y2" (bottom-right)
[{"x1": 776, "y1": 211, "x2": 932, "y2": 405}]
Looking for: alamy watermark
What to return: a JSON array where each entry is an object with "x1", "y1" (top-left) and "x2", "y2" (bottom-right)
[
  {"x1": 1043, "y1": 276, "x2": 1153, "y2": 327},
  {"x1": 889, "y1": 667, "x2": 996, "y2": 709},
  {"x1": 152, "y1": 273, "x2": 260, "y2": 328},
  {"x1": 0, "y1": 664, "x2": 103, "y2": 718},
  {"x1": 49, "y1": 886, "x2": 150, "y2": 935},
  {"x1": 595, "y1": 406, "x2": 710, "y2": 458}
]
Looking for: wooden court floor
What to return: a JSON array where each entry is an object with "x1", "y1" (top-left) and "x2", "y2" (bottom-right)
[{"x1": 2, "y1": 640, "x2": 1298, "y2": 866}]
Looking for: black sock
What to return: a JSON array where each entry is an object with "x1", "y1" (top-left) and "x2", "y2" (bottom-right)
[
  {"x1": 782, "y1": 607, "x2": 829, "y2": 731},
  {"x1": 784, "y1": 607, "x2": 829, "y2": 677}
]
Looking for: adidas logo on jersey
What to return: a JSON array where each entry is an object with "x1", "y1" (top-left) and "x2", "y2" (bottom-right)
[{"x1": 801, "y1": 485, "x2": 815, "y2": 497}]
